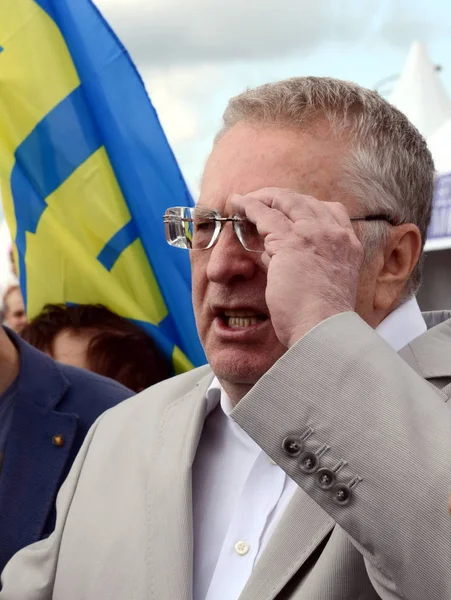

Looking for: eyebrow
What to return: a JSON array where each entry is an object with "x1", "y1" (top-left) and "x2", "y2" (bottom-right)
[
  {"x1": 193, "y1": 205, "x2": 216, "y2": 218},
  {"x1": 198, "y1": 205, "x2": 233, "y2": 219}
]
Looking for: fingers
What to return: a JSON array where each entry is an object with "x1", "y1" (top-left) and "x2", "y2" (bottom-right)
[
  {"x1": 231, "y1": 188, "x2": 318, "y2": 225},
  {"x1": 229, "y1": 188, "x2": 362, "y2": 270},
  {"x1": 231, "y1": 188, "x2": 353, "y2": 231},
  {"x1": 232, "y1": 195, "x2": 293, "y2": 239}
]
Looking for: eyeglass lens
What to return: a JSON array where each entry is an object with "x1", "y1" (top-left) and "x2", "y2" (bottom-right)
[{"x1": 164, "y1": 207, "x2": 264, "y2": 252}]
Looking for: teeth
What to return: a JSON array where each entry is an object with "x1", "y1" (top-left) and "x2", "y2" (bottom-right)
[
  {"x1": 221, "y1": 309, "x2": 267, "y2": 328},
  {"x1": 228, "y1": 317, "x2": 259, "y2": 328},
  {"x1": 224, "y1": 310, "x2": 258, "y2": 317}
]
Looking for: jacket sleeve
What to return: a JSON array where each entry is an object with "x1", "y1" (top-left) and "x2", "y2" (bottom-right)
[
  {"x1": 0, "y1": 415, "x2": 104, "y2": 600},
  {"x1": 232, "y1": 312, "x2": 451, "y2": 600}
]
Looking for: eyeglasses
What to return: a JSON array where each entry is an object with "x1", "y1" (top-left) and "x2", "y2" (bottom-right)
[{"x1": 163, "y1": 206, "x2": 399, "y2": 253}]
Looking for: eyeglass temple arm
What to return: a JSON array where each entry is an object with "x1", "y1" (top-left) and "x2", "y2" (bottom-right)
[
  {"x1": 350, "y1": 214, "x2": 398, "y2": 226},
  {"x1": 163, "y1": 217, "x2": 195, "y2": 223},
  {"x1": 163, "y1": 216, "x2": 245, "y2": 223},
  {"x1": 163, "y1": 214, "x2": 398, "y2": 226}
]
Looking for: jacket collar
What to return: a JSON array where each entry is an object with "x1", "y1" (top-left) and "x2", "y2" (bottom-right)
[
  {"x1": 399, "y1": 313, "x2": 451, "y2": 380},
  {"x1": 5, "y1": 327, "x2": 70, "y2": 412},
  {"x1": 422, "y1": 310, "x2": 451, "y2": 331},
  {"x1": 146, "y1": 370, "x2": 213, "y2": 600}
]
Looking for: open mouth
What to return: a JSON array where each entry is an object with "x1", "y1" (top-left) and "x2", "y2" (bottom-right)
[{"x1": 220, "y1": 310, "x2": 269, "y2": 329}]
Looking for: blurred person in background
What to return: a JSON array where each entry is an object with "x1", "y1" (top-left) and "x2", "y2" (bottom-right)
[
  {"x1": 21, "y1": 304, "x2": 172, "y2": 392},
  {"x1": 2, "y1": 285, "x2": 27, "y2": 334},
  {"x1": 0, "y1": 321, "x2": 133, "y2": 574}
]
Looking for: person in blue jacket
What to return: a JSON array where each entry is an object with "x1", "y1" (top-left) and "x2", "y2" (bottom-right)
[{"x1": 0, "y1": 325, "x2": 133, "y2": 572}]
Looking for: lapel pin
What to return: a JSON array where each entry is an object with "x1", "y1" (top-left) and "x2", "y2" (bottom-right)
[{"x1": 52, "y1": 434, "x2": 65, "y2": 448}]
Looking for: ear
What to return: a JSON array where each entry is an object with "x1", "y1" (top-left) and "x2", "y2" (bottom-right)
[{"x1": 374, "y1": 224, "x2": 422, "y2": 312}]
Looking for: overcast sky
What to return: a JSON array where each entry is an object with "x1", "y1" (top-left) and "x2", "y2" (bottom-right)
[
  {"x1": 3, "y1": 0, "x2": 451, "y2": 289},
  {"x1": 2, "y1": 0, "x2": 451, "y2": 292},
  {"x1": 96, "y1": 0, "x2": 451, "y2": 196}
]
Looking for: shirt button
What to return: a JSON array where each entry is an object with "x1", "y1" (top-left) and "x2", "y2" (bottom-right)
[{"x1": 234, "y1": 540, "x2": 250, "y2": 556}]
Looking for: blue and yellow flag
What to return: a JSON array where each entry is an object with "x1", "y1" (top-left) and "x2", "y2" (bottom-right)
[{"x1": 0, "y1": 0, "x2": 206, "y2": 372}]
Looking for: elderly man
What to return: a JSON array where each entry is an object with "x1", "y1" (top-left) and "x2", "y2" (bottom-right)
[{"x1": 2, "y1": 77, "x2": 451, "y2": 600}]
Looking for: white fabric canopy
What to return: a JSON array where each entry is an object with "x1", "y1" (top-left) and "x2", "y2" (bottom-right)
[{"x1": 389, "y1": 41, "x2": 451, "y2": 139}]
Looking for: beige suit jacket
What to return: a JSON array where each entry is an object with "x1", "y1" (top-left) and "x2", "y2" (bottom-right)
[{"x1": 2, "y1": 311, "x2": 451, "y2": 600}]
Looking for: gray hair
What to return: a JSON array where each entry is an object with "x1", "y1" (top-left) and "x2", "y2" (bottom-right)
[{"x1": 216, "y1": 77, "x2": 435, "y2": 297}]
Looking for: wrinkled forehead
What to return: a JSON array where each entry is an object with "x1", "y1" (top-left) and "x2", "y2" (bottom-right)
[{"x1": 199, "y1": 122, "x2": 351, "y2": 215}]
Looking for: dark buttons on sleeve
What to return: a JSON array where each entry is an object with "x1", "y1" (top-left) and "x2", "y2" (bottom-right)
[
  {"x1": 299, "y1": 451, "x2": 320, "y2": 474},
  {"x1": 282, "y1": 435, "x2": 304, "y2": 457},
  {"x1": 316, "y1": 468, "x2": 336, "y2": 490},
  {"x1": 332, "y1": 484, "x2": 352, "y2": 506}
]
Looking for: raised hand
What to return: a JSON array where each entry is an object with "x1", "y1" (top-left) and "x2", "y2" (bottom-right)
[{"x1": 231, "y1": 188, "x2": 364, "y2": 348}]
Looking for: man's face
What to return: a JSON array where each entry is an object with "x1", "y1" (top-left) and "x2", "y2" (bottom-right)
[
  {"x1": 192, "y1": 121, "x2": 368, "y2": 391},
  {"x1": 4, "y1": 289, "x2": 27, "y2": 334}
]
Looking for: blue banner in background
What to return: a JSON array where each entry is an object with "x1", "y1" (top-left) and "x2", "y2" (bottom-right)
[
  {"x1": 0, "y1": 0, "x2": 206, "y2": 372},
  {"x1": 429, "y1": 173, "x2": 451, "y2": 239}
]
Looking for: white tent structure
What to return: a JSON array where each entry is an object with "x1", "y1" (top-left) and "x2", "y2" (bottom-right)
[{"x1": 389, "y1": 41, "x2": 451, "y2": 139}]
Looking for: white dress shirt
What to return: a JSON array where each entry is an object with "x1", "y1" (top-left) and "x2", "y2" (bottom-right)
[{"x1": 192, "y1": 298, "x2": 427, "y2": 600}]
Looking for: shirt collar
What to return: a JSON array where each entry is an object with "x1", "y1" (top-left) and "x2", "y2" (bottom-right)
[
  {"x1": 205, "y1": 376, "x2": 260, "y2": 450},
  {"x1": 375, "y1": 296, "x2": 426, "y2": 351},
  {"x1": 206, "y1": 296, "x2": 427, "y2": 414},
  {"x1": 205, "y1": 379, "x2": 233, "y2": 418}
]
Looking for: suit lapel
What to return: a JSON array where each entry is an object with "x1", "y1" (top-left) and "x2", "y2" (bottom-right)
[
  {"x1": 146, "y1": 373, "x2": 213, "y2": 600},
  {"x1": 239, "y1": 487, "x2": 334, "y2": 600},
  {"x1": 0, "y1": 330, "x2": 83, "y2": 571},
  {"x1": 399, "y1": 316, "x2": 451, "y2": 383},
  {"x1": 0, "y1": 399, "x2": 78, "y2": 570},
  {"x1": 145, "y1": 372, "x2": 333, "y2": 600}
]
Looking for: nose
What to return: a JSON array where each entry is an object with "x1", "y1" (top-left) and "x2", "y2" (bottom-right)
[{"x1": 206, "y1": 221, "x2": 258, "y2": 284}]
